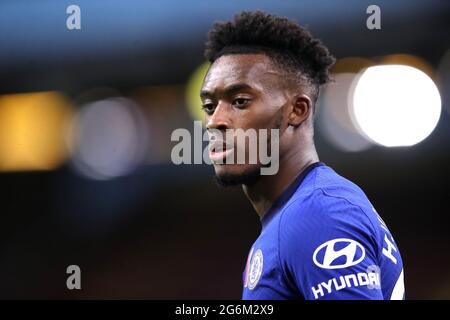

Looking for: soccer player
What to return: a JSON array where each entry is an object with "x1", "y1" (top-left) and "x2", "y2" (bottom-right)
[{"x1": 200, "y1": 11, "x2": 404, "y2": 299}]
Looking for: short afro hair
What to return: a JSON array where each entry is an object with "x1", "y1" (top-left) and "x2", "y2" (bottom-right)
[{"x1": 204, "y1": 11, "x2": 335, "y2": 101}]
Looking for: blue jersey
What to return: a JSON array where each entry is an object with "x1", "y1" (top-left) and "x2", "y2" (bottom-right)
[{"x1": 242, "y1": 162, "x2": 404, "y2": 300}]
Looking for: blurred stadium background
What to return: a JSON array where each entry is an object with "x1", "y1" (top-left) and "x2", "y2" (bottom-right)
[{"x1": 0, "y1": 0, "x2": 449, "y2": 299}]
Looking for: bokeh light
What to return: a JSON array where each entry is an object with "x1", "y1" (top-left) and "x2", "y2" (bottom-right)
[
  {"x1": 317, "y1": 57, "x2": 374, "y2": 152},
  {"x1": 330, "y1": 56, "x2": 374, "y2": 74},
  {"x1": 185, "y1": 62, "x2": 210, "y2": 125},
  {"x1": 68, "y1": 97, "x2": 149, "y2": 180},
  {"x1": 352, "y1": 65, "x2": 442, "y2": 147},
  {"x1": 0, "y1": 91, "x2": 73, "y2": 171},
  {"x1": 380, "y1": 54, "x2": 436, "y2": 80},
  {"x1": 318, "y1": 73, "x2": 373, "y2": 152}
]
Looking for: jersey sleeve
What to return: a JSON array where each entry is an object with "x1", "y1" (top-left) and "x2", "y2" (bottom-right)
[{"x1": 279, "y1": 189, "x2": 384, "y2": 300}]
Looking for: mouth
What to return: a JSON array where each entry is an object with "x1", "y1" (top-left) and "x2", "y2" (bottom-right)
[{"x1": 209, "y1": 140, "x2": 234, "y2": 163}]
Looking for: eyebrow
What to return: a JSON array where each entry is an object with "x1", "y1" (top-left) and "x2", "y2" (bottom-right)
[{"x1": 200, "y1": 83, "x2": 255, "y2": 98}]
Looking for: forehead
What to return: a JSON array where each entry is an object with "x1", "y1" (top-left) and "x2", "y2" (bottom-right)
[{"x1": 202, "y1": 54, "x2": 282, "y2": 93}]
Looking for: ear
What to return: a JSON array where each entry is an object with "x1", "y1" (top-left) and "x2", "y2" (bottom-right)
[{"x1": 288, "y1": 94, "x2": 312, "y2": 127}]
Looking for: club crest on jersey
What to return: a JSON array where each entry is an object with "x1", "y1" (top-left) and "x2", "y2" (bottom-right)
[{"x1": 246, "y1": 249, "x2": 264, "y2": 290}]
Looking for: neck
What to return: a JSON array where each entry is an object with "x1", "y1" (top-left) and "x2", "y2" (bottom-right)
[{"x1": 242, "y1": 144, "x2": 319, "y2": 219}]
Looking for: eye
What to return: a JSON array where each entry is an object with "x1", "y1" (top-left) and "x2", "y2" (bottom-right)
[
  {"x1": 232, "y1": 98, "x2": 251, "y2": 109},
  {"x1": 201, "y1": 102, "x2": 215, "y2": 115}
]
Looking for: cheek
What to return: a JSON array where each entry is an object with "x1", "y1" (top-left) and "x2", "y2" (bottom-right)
[{"x1": 241, "y1": 103, "x2": 280, "y2": 130}]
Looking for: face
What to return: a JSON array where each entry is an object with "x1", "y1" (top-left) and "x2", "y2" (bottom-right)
[{"x1": 200, "y1": 54, "x2": 291, "y2": 186}]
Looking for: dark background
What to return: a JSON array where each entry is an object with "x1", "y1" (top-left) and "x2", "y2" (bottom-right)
[{"x1": 0, "y1": 0, "x2": 449, "y2": 299}]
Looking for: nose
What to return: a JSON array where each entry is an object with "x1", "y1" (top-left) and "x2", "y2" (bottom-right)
[{"x1": 206, "y1": 102, "x2": 230, "y2": 131}]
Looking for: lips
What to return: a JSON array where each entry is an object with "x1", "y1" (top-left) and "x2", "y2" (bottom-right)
[{"x1": 209, "y1": 140, "x2": 234, "y2": 163}]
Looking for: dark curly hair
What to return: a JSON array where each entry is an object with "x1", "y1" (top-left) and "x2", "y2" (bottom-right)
[{"x1": 204, "y1": 11, "x2": 335, "y2": 102}]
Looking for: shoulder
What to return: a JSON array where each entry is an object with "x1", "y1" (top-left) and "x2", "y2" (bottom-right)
[
  {"x1": 278, "y1": 166, "x2": 382, "y2": 261},
  {"x1": 281, "y1": 165, "x2": 379, "y2": 234},
  {"x1": 275, "y1": 165, "x2": 402, "y2": 299},
  {"x1": 279, "y1": 188, "x2": 378, "y2": 253}
]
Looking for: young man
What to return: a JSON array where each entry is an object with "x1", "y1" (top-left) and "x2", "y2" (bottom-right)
[{"x1": 200, "y1": 11, "x2": 404, "y2": 300}]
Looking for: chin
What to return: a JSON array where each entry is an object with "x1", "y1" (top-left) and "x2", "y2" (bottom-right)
[{"x1": 213, "y1": 164, "x2": 261, "y2": 187}]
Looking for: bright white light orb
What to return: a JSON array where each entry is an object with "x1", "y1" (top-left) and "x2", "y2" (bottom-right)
[{"x1": 352, "y1": 65, "x2": 441, "y2": 147}]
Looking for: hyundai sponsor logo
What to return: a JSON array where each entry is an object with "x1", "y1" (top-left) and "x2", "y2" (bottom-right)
[
  {"x1": 311, "y1": 271, "x2": 381, "y2": 299},
  {"x1": 313, "y1": 238, "x2": 365, "y2": 269}
]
